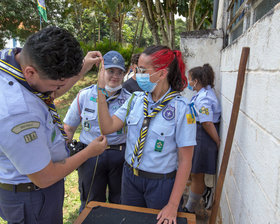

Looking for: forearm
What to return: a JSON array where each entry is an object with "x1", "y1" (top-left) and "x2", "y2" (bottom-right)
[
  {"x1": 168, "y1": 147, "x2": 193, "y2": 208},
  {"x1": 97, "y1": 89, "x2": 123, "y2": 134},
  {"x1": 202, "y1": 122, "x2": 220, "y2": 146},
  {"x1": 28, "y1": 145, "x2": 98, "y2": 188},
  {"x1": 64, "y1": 124, "x2": 78, "y2": 142}
]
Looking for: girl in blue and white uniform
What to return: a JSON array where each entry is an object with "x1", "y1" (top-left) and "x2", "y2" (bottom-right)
[
  {"x1": 97, "y1": 45, "x2": 196, "y2": 224},
  {"x1": 184, "y1": 64, "x2": 221, "y2": 213},
  {"x1": 63, "y1": 51, "x2": 131, "y2": 211}
]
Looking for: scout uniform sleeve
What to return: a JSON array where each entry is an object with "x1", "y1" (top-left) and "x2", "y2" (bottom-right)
[
  {"x1": 0, "y1": 113, "x2": 52, "y2": 175},
  {"x1": 63, "y1": 93, "x2": 82, "y2": 127},
  {"x1": 175, "y1": 98, "x2": 197, "y2": 148},
  {"x1": 197, "y1": 95, "x2": 214, "y2": 123}
]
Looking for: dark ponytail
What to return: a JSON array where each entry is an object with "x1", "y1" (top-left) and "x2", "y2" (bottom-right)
[
  {"x1": 142, "y1": 45, "x2": 187, "y2": 91},
  {"x1": 189, "y1": 63, "x2": 215, "y2": 88}
]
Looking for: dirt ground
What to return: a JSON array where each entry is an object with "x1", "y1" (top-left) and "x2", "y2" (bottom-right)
[{"x1": 182, "y1": 184, "x2": 211, "y2": 224}]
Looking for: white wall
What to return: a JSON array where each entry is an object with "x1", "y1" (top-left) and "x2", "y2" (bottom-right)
[
  {"x1": 217, "y1": 3, "x2": 280, "y2": 224},
  {"x1": 180, "y1": 2, "x2": 280, "y2": 224},
  {"x1": 180, "y1": 29, "x2": 223, "y2": 101}
]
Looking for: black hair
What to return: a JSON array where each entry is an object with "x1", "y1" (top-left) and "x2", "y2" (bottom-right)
[
  {"x1": 131, "y1": 53, "x2": 140, "y2": 65},
  {"x1": 21, "y1": 26, "x2": 83, "y2": 80},
  {"x1": 189, "y1": 64, "x2": 215, "y2": 88},
  {"x1": 142, "y1": 45, "x2": 186, "y2": 91}
]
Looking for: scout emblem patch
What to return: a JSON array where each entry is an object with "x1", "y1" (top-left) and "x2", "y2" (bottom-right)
[
  {"x1": 199, "y1": 106, "x2": 209, "y2": 115},
  {"x1": 24, "y1": 131, "x2": 38, "y2": 143},
  {"x1": 186, "y1": 114, "x2": 196, "y2": 124},
  {"x1": 118, "y1": 99, "x2": 125, "y2": 105},
  {"x1": 162, "y1": 105, "x2": 175, "y2": 121},
  {"x1": 83, "y1": 121, "x2": 91, "y2": 131},
  {"x1": 155, "y1": 139, "x2": 164, "y2": 152}
]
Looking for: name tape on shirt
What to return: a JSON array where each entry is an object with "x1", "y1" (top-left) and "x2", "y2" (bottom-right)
[{"x1": 12, "y1": 121, "x2": 40, "y2": 134}]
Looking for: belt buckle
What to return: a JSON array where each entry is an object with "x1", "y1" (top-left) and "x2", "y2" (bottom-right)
[
  {"x1": 133, "y1": 168, "x2": 139, "y2": 176},
  {"x1": 119, "y1": 145, "x2": 122, "y2": 151}
]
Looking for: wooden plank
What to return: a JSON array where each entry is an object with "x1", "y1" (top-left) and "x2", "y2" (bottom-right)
[
  {"x1": 74, "y1": 201, "x2": 196, "y2": 224},
  {"x1": 209, "y1": 47, "x2": 250, "y2": 224}
]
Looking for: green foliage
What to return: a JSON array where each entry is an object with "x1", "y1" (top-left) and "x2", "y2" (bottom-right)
[{"x1": 80, "y1": 39, "x2": 143, "y2": 69}]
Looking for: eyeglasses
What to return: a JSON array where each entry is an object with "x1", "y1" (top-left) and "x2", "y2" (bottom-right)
[
  {"x1": 106, "y1": 68, "x2": 124, "y2": 77},
  {"x1": 135, "y1": 67, "x2": 154, "y2": 74}
]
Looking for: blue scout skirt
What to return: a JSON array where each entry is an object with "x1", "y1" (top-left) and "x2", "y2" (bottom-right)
[{"x1": 191, "y1": 122, "x2": 220, "y2": 174}]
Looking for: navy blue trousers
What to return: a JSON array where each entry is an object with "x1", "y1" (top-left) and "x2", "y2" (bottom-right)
[
  {"x1": 78, "y1": 147, "x2": 125, "y2": 211},
  {"x1": 0, "y1": 179, "x2": 64, "y2": 224},
  {"x1": 121, "y1": 164, "x2": 183, "y2": 211}
]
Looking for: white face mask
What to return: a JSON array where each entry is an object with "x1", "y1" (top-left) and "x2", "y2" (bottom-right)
[{"x1": 105, "y1": 84, "x2": 122, "y2": 93}]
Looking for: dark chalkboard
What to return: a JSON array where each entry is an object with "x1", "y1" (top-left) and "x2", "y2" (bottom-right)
[{"x1": 82, "y1": 206, "x2": 188, "y2": 224}]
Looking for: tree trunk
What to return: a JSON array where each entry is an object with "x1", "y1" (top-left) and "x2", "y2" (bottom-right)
[
  {"x1": 139, "y1": 0, "x2": 160, "y2": 45},
  {"x1": 155, "y1": 0, "x2": 168, "y2": 46},
  {"x1": 186, "y1": 0, "x2": 197, "y2": 31},
  {"x1": 131, "y1": 17, "x2": 140, "y2": 56},
  {"x1": 137, "y1": 17, "x2": 145, "y2": 48}
]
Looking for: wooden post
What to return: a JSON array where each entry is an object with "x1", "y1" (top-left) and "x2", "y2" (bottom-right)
[{"x1": 209, "y1": 47, "x2": 250, "y2": 224}]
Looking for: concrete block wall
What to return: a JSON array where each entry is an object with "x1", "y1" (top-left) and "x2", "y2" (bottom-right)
[
  {"x1": 218, "y1": 3, "x2": 280, "y2": 224},
  {"x1": 180, "y1": 3, "x2": 280, "y2": 224}
]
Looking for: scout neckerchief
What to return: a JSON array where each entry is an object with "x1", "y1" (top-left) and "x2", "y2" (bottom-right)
[
  {"x1": 106, "y1": 89, "x2": 121, "y2": 104},
  {"x1": 130, "y1": 90, "x2": 180, "y2": 167},
  {"x1": 0, "y1": 59, "x2": 68, "y2": 140}
]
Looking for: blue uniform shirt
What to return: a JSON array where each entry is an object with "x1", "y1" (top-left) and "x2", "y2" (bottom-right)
[
  {"x1": 115, "y1": 88, "x2": 197, "y2": 173},
  {"x1": 0, "y1": 48, "x2": 68, "y2": 184},
  {"x1": 64, "y1": 85, "x2": 131, "y2": 145},
  {"x1": 191, "y1": 85, "x2": 221, "y2": 123}
]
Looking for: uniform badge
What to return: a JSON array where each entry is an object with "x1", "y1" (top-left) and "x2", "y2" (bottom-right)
[
  {"x1": 85, "y1": 108, "x2": 95, "y2": 113},
  {"x1": 199, "y1": 106, "x2": 209, "y2": 115},
  {"x1": 117, "y1": 129, "x2": 122, "y2": 134},
  {"x1": 51, "y1": 129, "x2": 56, "y2": 142},
  {"x1": 155, "y1": 139, "x2": 164, "y2": 152},
  {"x1": 24, "y1": 131, "x2": 38, "y2": 143},
  {"x1": 186, "y1": 114, "x2": 196, "y2": 124},
  {"x1": 90, "y1": 97, "x2": 97, "y2": 102},
  {"x1": 118, "y1": 99, "x2": 125, "y2": 105},
  {"x1": 162, "y1": 105, "x2": 175, "y2": 121},
  {"x1": 12, "y1": 121, "x2": 40, "y2": 134},
  {"x1": 83, "y1": 121, "x2": 91, "y2": 131}
]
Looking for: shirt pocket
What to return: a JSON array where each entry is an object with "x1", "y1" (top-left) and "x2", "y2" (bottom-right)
[
  {"x1": 80, "y1": 108, "x2": 98, "y2": 132},
  {"x1": 151, "y1": 124, "x2": 175, "y2": 141}
]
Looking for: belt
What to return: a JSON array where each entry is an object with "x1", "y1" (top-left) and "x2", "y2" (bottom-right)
[
  {"x1": 0, "y1": 182, "x2": 40, "y2": 192},
  {"x1": 124, "y1": 161, "x2": 176, "y2": 179},
  {"x1": 80, "y1": 143, "x2": 125, "y2": 151},
  {"x1": 106, "y1": 143, "x2": 125, "y2": 151}
]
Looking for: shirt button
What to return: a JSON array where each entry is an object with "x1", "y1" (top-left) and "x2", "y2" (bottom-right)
[
  {"x1": 8, "y1": 81, "x2": 13, "y2": 85},
  {"x1": 128, "y1": 121, "x2": 130, "y2": 124},
  {"x1": 161, "y1": 133, "x2": 164, "y2": 136}
]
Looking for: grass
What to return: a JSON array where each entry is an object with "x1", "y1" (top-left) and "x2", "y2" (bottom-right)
[{"x1": 0, "y1": 73, "x2": 97, "y2": 224}]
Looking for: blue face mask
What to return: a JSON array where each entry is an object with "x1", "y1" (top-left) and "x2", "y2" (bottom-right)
[
  {"x1": 187, "y1": 83, "x2": 194, "y2": 91},
  {"x1": 136, "y1": 73, "x2": 158, "y2": 92}
]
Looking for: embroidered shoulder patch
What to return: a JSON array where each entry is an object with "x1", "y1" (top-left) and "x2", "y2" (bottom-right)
[
  {"x1": 199, "y1": 106, "x2": 209, "y2": 115},
  {"x1": 186, "y1": 114, "x2": 196, "y2": 124},
  {"x1": 12, "y1": 121, "x2": 40, "y2": 134},
  {"x1": 24, "y1": 131, "x2": 38, "y2": 143}
]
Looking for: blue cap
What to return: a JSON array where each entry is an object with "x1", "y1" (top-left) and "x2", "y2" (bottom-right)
[{"x1": 103, "y1": 51, "x2": 125, "y2": 71}]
